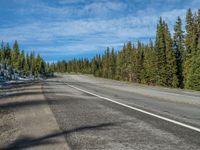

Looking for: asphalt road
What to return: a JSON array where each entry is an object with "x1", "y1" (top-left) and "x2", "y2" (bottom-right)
[{"x1": 43, "y1": 75, "x2": 200, "y2": 150}]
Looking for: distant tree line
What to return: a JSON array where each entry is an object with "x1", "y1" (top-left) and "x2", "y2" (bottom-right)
[
  {"x1": 0, "y1": 40, "x2": 53, "y2": 77},
  {"x1": 53, "y1": 9, "x2": 200, "y2": 91}
]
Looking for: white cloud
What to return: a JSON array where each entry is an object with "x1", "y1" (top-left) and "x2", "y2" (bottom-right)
[
  {"x1": 1, "y1": 8, "x2": 186, "y2": 43},
  {"x1": 2, "y1": 0, "x2": 197, "y2": 60},
  {"x1": 0, "y1": 16, "x2": 156, "y2": 43},
  {"x1": 83, "y1": 1, "x2": 127, "y2": 15}
]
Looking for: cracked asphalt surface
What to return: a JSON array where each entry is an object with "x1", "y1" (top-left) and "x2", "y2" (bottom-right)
[{"x1": 43, "y1": 75, "x2": 200, "y2": 150}]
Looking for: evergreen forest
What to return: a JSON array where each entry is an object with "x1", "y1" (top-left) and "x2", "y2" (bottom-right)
[
  {"x1": 53, "y1": 9, "x2": 200, "y2": 91},
  {"x1": 0, "y1": 40, "x2": 53, "y2": 78}
]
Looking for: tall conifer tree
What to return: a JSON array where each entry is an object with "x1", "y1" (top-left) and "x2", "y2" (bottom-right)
[
  {"x1": 173, "y1": 17, "x2": 185, "y2": 88},
  {"x1": 155, "y1": 18, "x2": 167, "y2": 86}
]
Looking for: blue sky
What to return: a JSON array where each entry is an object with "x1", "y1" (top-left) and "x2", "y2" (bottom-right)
[{"x1": 0, "y1": 0, "x2": 200, "y2": 62}]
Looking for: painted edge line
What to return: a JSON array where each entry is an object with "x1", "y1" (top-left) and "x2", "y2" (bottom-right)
[{"x1": 66, "y1": 83, "x2": 200, "y2": 133}]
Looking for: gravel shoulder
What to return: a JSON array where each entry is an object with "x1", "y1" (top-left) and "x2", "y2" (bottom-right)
[{"x1": 0, "y1": 81, "x2": 70, "y2": 150}]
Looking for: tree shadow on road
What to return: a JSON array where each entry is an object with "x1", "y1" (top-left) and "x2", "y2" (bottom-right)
[
  {"x1": 3, "y1": 122, "x2": 116, "y2": 150},
  {"x1": 0, "y1": 98, "x2": 71, "y2": 111},
  {"x1": 0, "y1": 81, "x2": 40, "y2": 89},
  {"x1": 0, "y1": 90, "x2": 67, "y2": 100}
]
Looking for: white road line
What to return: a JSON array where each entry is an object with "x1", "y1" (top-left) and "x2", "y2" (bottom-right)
[{"x1": 66, "y1": 83, "x2": 200, "y2": 133}]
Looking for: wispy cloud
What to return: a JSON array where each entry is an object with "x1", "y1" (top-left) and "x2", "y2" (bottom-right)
[
  {"x1": 0, "y1": 8, "x2": 188, "y2": 41},
  {"x1": 0, "y1": 0, "x2": 199, "y2": 61}
]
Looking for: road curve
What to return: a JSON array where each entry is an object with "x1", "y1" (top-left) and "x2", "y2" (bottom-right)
[{"x1": 43, "y1": 75, "x2": 200, "y2": 150}]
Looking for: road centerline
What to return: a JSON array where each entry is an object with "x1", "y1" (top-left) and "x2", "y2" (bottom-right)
[{"x1": 66, "y1": 83, "x2": 200, "y2": 133}]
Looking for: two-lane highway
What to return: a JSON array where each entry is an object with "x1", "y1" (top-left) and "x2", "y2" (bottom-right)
[{"x1": 43, "y1": 75, "x2": 200, "y2": 150}]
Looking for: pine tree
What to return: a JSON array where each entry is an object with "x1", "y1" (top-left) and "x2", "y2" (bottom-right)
[
  {"x1": 141, "y1": 41, "x2": 156, "y2": 85},
  {"x1": 121, "y1": 44, "x2": 127, "y2": 80},
  {"x1": 164, "y1": 23, "x2": 178, "y2": 87},
  {"x1": 155, "y1": 18, "x2": 168, "y2": 86},
  {"x1": 184, "y1": 9, "x2": 198, "y2": 86},
  {"x1": 185, "y1": 9, "x2": 194, "y2": 53},
  {"x1": 0, "y1": 41, "x2": 4, "y2": 62},
  {"x1": 185, "y1": 42, "x2": 200, "y2": 90},
  {"x1": 136, "y1": 41, "x2": 144, "y2": 83},
  {"x1": 173, "y1": 17, "x2": 185, "y2": 88},
  {"x1": 5, "y1": 43, "x2": 11, "y2": 65},
  {"x1": 12, "y1": 40, "x2": 20, "y2": 69},
  {"x1": 123, "y1": 41, "x2": 138, "y2": 82},
  {"x1": 16, "y1": 52, "x2": 21, "y2": 71},
  {"x1": 91, "y1": 57, "x2": 98, "y2": 76},
  {"x1": 20, "y1": 50, "x2": 25, "y2": 72},
  {"x1": 24, "y1": 53, "x2": 30, "y2": 75},
  {"x1": 30, "y1": 52, "x2": 35, "y2": 75},
  {"x1": 185, "y1": 10, "x2": 200, "y2": 90},
  {"x1": 109, "y1": 48, "x2": 116, "y2": 79},
  {"x1": 1, "y1": 42, "x2": 6, "y2": 63},
  {"x1": 96, "y1": 55, "x2": 102, "y2": 77},
  {"x1": 155, "y1": 18, "x2": 178, "y2": 87},
  {"x1": 197, "y1": 9, "x2": 200, "y2": 53},
  {"x1": 35, "y1": 54, "x2": 42, "y2": 76},
  {"x1": 102, "y1": 48, "x2": 110, "y2": 78},
  {"x1": 116, "y1": 51, "x2": 123, "y2": 80}
]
